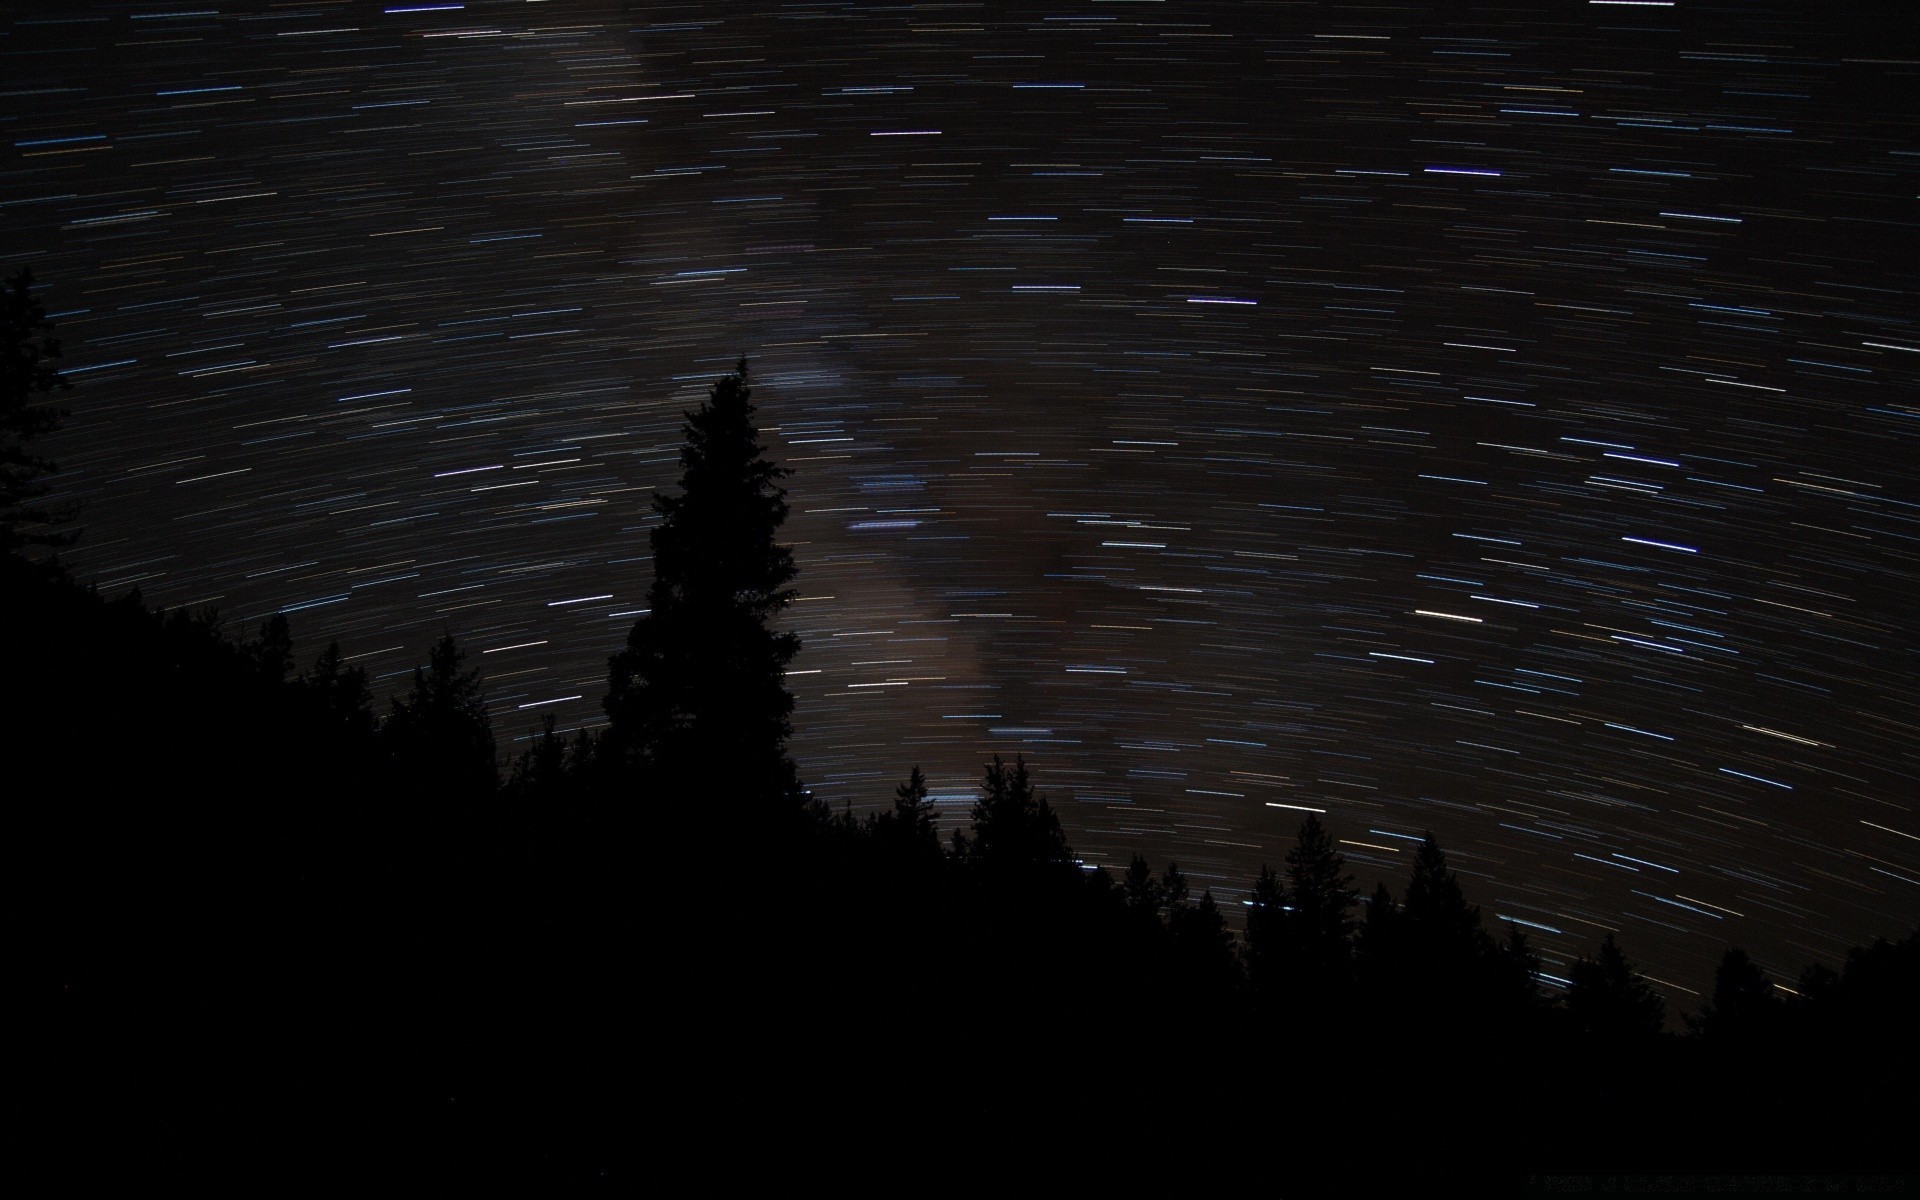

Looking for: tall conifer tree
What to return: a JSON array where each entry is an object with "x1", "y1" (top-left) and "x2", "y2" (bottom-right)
[
  {"x1": 1284, "y1": 813, "x2": 1359, "y2": 976},
  {"x1": 603, "y1": 359, "x2": 802, "y2": 815}
]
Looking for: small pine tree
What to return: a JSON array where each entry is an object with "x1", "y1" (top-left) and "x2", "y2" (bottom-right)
[
  {"x1": 1160, "y1": 861, "x2": 1191, "y2": 914},
  {"x1": 1283, "y1": 813, "x2": 1358, "y2": 979},
  {"x1": 1792, "y1": 960, "x2": 1840, "y2": 1015},
  {"x1": 963, "y1": 755, "x2": 1069, "y2": 873},
  {"x1": 1122, "y1": 854, "x2": 1164, "y2": 920},
  {"x1": 1169, "y1": 888, "x2": 1238, "y2": 988},
  {"x1": 253, "y1": 614, "x2": 295, "y2": 684},
  {"x1": 1354, "y1": 881, "x2": 1403, "y2": 993},
  {"x1": 872, "y1": 764, "x2": 939, "y2": 850},
  {"x1": 304, "y1": 640, "x2": 375, "y2": 743},
  {"x1": 1565, "y1": 933, "x2": 1665, "y2": 1045},
  {"x1": 1687, "y1": 947, "x2": 1780, "y2": 1041},
  {"x1": 383, "y1": 633, "x2": 497, "y2": 799},
  {"x1": 1403, "y1": 832, "x2": 1481, "y2": 950},
  {"x1": 507, "y1": 713, "x2": 570, "y2": 798},
  {"x1": 1244, "y1": 863, "x2": 1288, "y2": 993},
  {"x1": 1190, "y1": 889, "x2": 1233, "y2": 954},
  {"x1": 1488, "y1": 925, "x2": 1544, "y2": 1023}
]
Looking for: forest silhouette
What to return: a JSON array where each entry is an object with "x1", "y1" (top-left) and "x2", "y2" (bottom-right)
[{"x1": 11, "y1": 274, "x2": 1916, "y2": 1190}]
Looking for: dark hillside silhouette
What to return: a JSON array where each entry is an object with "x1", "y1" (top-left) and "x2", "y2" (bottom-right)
[
  {"x1": 18, "y1": 547, "x2": 1917, "y2": 1187},
  {"x1": 12, "y1": 345, "x2": 1916, "y2": 1189}
]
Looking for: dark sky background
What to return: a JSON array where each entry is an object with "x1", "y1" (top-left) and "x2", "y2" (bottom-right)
[{"x1": 6, "y1": 1, "x2": 1916, "y2": 1008}]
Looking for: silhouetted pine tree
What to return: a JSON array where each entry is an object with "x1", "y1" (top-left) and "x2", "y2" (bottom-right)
[
  {"x1": 1168, "y1": 888, "x2": 1238, "y2": 991},
  {"x1": 1243, "y1": 863, "x2": 1288, "y2": 995},
  {"x1": 1402, "y1": 832, "x2": 1482, "y2": 954},
  {"x1": 1488, "y1": 925, "x2": 1546, "y2": 1024},
  {"x1": 1792, "y1": 960, "x2": 1840, "y2": 1010},
  {"x1": 1357, "y1": 834, "x2": 1491, "y2": 1029},
  {"x1": 1687, "y1": 948, "x2": 1780, "y2": 1041},
  {"x1": 382, "y1": 633, "x2": 497, "y2": 800},
  {"x1": 870, "y1": 764, "x2": 939, "y2": 852},
  {"x1": 1824, "y1": 932, "x2": 1919, "y2": 1056},
  {"x1": 507, "y1": 713, "x2": 570, "y2": 798},
  {"x1": 602, "y1": 359, "x2": 802, "y2": 818},
  {"x1": 1121, "y1": 853, "x2": 1165, "y2": 922},
  {"x1": 304, "y1": 640, "x2": 376, "y2": 745},
  {"x1": 1160, "y1": 860, "x2": 1191, "y2": 913},
  {"x1": 1, "y1": 266, "x2": 74, "y2": 552},
  {"x1": 956, "y1": 755, "x2": 1069, "y2": 874},
  {"x1": 1353, "y1": 881, "x2": 1405, "y2": 1002},
  {"x1": 252, "y1": 613, "x2": 295, "y2": 683},
  {"x1": 1282, "y1": 813, "x2": 1358, "y2": 990},
  {"x1": 1777, "y1": 936, "x2": 1917, "y2": 1059},
  {"x1": 288, "y1": 637, "x2": 378, "y2": 825},
  {"x1": 1565, "y1": 933, "x2": 1665, "y2": 1046}
]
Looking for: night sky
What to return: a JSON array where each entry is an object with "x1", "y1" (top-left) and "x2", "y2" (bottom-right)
[{"x1": 6, "y1": 1, "x2": 1916, "y2": 1008}]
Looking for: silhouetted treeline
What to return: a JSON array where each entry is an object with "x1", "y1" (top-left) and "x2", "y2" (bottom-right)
[
  {"x1": 18, "y1": 546, "x2": 1913, "y2": 1186},
  {"x1": 12, "y1": 337, "x2": 1915, "y2": 1190}
]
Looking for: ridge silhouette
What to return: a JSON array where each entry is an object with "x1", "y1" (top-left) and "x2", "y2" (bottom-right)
[{"x1": 9, "y1": 332, "x2": 1914, "y2": 1188}]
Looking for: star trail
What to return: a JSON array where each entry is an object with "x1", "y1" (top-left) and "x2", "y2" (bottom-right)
[{"x1": 5, "y1": 1, "x2": 1916, "y2": 1006}]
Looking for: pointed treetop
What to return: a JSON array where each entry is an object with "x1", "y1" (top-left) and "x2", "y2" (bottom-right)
[
  {"x1": 647, "y1": 357, "x2": 796, "y2": 617},
  {"x1": 875, "y1": 764, "x2": 939, "y2": 847},
  {"x1": 1123, "y1": 854, "x2": 1162, "y2": 916},
  {"x1": 1285, "y1": 813, "x2": 1358, "y2": 934},
  {"x1": 1404, "y1": 831, "x2": 1481, "y2": 944},
  {"x1": 602, "y1": 356, "x2": 804, "y2": 810},
  {"x1": 1566, "y1": 932, "x2": 1666, "y2": 1042},
  {"x1": 964, "y1": 754, "x2": 1070, "y2": 871}
]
